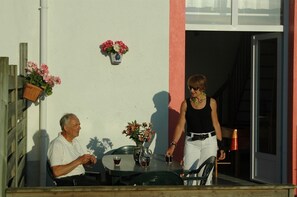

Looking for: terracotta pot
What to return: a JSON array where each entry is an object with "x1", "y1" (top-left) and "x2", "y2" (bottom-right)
[{"x1": 23, "y1": 83, "x2": 43, "y2": 102}]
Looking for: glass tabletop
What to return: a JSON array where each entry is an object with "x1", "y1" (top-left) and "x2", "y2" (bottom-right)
[{"x1": 102, "y1": 154, "x2": 183, "y2": 177}]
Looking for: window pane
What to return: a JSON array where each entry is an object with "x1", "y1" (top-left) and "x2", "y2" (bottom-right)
[
  {"x1": 186, "y1": 0, "x2": 283, "y2": 26},
  {"x1": 238, "y1": 0, "x2": 282, "y2": 25},
  {"x1": 257, "y1": 38, "x2": 277, "y2": 154},
  {"x1": 186, "y1": 0, "x2": 232, "y2": 25}
]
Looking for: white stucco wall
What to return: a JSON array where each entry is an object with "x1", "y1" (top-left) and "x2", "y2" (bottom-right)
[
  {"x1": 1, "y1": 0, "x2": 170, "y2": 186},
  {"x1": 46, "y1": 0, "x2": 170, "y2": 154}
]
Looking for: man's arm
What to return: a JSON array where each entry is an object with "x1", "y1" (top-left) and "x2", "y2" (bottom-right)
[{"x1": 51, "y1": 154, "x2": 95, "y2": 177}]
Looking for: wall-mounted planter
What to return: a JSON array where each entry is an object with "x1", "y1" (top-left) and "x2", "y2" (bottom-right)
[
  {"x1": 109, "y1": 53, "x2": 122, "y2": 65},
  {"x1": 23, "y1": 83, "x2": 43, "y2": 102},
  {"x1": 100, "y1": 40, "x2": 128, "y2": 65}
]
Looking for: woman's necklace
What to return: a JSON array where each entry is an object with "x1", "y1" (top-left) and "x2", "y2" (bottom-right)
[{"x1": 191, "y1": 95, "x2": 206, "y2": 105}]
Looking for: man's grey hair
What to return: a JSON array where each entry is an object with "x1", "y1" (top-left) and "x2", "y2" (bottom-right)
[{"x1": 60, "y1": 113, "x2": 76, "y2": 130}]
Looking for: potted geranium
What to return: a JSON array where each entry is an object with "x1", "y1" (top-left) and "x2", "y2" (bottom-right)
[
  {"x1": 100, "y1": 40, "x2": 129, "y2": 65},
  {"x1": 23, "y1": 61, "x2": 61, "y2": 102}
]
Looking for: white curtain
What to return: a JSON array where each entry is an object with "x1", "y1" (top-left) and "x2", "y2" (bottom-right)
[
  {"x1": 186, "y1": 0, "x2": 231, "y2": 10},
  {"x1": 186, "y1": 0, "x2": 281, "y2": 10},
  {"x1": 238, "y1": 0, "x2": 281, "y2": 9}
]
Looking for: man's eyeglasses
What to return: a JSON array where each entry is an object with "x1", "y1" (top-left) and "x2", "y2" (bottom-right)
[{"x1": 188, "y1": 86, "x2": 199, "y2": 91}]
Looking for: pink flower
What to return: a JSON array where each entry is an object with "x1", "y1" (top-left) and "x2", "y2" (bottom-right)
[
  {"x1": 43, "y1": 75, "x2": 51, "y2": 83},
  {"x1": 24, "y1": 61, "x2": 61, "y2": 96},
  {"x1": 40, "y1": 64, "x2": 49, "y2": 75},
  {"x1": 25, "y1": 61, "x2": 38, "y2": 73},
  {"x1": 54, "y1": 76, "x2": 62, "y2": 84}
]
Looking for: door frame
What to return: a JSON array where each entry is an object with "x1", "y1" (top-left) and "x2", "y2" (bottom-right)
[{"x1": 251, "y1": 33, "x2": 283, "y2": 183}]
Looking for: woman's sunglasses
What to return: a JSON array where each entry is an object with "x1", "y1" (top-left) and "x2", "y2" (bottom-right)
[{"x1": 188, "y1": 86, "x2": 199, "y2": 91}]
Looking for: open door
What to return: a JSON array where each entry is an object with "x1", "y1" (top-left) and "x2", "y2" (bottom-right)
[{"x1": 251, "y1": 33, "x2": 282, "y2": 183}]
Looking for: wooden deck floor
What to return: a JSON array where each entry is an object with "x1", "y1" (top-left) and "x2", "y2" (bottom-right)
[{"x1": 213, "y1": 173, "x2": 259, "y2": 186}]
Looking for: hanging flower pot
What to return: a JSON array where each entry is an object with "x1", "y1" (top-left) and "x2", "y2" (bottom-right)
[
  {"x1": 109, "y1": 53, "x2": 122, "y2": 65},
  {"x1": 23, "y1": 83, "x2": 43, "y2": 102},
  {"x1": 22, "y1": 61, "x2": 62, "y2": 102},
  {"x1": 99, "y1": 40, "x2": 128, "y2": 65}
]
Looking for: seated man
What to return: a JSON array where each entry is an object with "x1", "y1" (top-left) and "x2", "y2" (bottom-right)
[{"x1": 47, "y1": 113, "x2": 99, "y2": 186}]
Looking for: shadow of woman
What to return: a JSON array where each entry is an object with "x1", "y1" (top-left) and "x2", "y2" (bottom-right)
[
  {"x1": 150, "y1": 91, "x2": 184, "y2": 162},
  {"x1": 150, "y1": 91, "x2": 168, "y2": 154}
]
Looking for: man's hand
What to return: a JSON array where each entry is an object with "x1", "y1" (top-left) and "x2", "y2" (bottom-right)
[
  {"x1": 88, "y1": 155, "x2": 97, "y2": 164},
  {"x1": 78, "y1": 154, "x2": 97, "y2": 165}
]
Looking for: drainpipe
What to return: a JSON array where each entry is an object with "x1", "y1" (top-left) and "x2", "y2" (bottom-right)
[{"x1": 39, "y1": 0, "x2": 48, "y2": 186}]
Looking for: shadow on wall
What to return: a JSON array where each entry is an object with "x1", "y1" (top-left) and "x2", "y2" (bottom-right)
[
  {"x1": 26, "y1": 130, "x2": 50, "y2": 186},
  {"x1": 169, "y1": 106, "x2": 184, "y2": 163},
  {"x1": 86, "y1": 137, "x2": 113, "y2": 159},
  {"x1": 86, "y1": 137, "x2": 113, "y2": 183},
  {"x1": 151, "y1": 91, "x2": 184, "y2": 161},
  {"x1": 151, "y1": 91, "x2": 168, "y2": 155}
]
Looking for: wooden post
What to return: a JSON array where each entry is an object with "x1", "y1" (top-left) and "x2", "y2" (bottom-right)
[
  {"x1": 19, "y1": 43, "x2": 28, "y2": 76},
  {"x1": 18, "y1": 44, "x2": 28, "y2": 187},
  {"x1": 0, "y1": 57, "x2": 9, "y2": 197}
]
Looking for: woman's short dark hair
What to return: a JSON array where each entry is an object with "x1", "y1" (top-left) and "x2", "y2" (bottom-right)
[{"x1": 187, "y1": 74, "x2": 207, "y2": 92}]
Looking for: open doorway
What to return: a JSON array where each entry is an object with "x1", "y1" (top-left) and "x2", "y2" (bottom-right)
[{"x1": 185, "y1": 31, "x2": 283, "y2": 182}]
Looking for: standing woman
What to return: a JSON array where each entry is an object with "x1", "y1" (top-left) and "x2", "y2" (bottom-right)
[{"x1": 166, "y1": 74, "x2": 225, "y2": 185}]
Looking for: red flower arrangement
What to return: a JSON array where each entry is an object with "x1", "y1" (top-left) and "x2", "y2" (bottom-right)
[{"x1": 100, "y1": 40, "x2": 129, "y2": 55}]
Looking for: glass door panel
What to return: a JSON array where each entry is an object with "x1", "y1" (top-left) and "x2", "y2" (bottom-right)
[{"x1": 251, "y1": 33, "x2": 281, "y2": 183}]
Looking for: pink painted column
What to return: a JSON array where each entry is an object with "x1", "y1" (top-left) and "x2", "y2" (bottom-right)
[
  {"x1": 169, "y1": 0, "x2": 185, "y2": 162},
  {"x1": 289, "y1": 0, "x2": 297, "y2": 194}
]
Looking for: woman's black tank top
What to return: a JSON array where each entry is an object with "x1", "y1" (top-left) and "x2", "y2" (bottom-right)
[{"x1": 185, "y1": 96, "x2": 214, "y2": 133}]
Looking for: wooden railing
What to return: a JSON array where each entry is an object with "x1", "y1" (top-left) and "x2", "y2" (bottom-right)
[
  {"x1": 0, "y1": 43, "x2": 28, "y2": 197},
  {"x1": 6, "y1": 185, "x2": 296, "y2": 197}
]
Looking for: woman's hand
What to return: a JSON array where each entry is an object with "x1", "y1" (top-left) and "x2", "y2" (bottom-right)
[{"x1": 166, "y1": 144, "x2": 175, "y2": 156}]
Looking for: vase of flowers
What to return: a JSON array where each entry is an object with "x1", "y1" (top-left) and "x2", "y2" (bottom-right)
[
  {"x1": 134, "y1": 143, "x2": 143, "y2": 164},
  {"x1": 100, "y1": 40, "x2": 129, "y2": 65},
  {"x1": 122, "y1": 120, "x2": 155, "y2": 163},
  {"x1": 23, "y1": 61, "x2": 61, "y2": 102}
]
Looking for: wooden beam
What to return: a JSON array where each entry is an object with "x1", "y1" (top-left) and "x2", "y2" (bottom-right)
[
  {"x1": 6, "y1": 185, "x2": 296, "y2": 197},
  {"x1": 0, "y1": 57, "x2": 9, "y2": 197}
]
